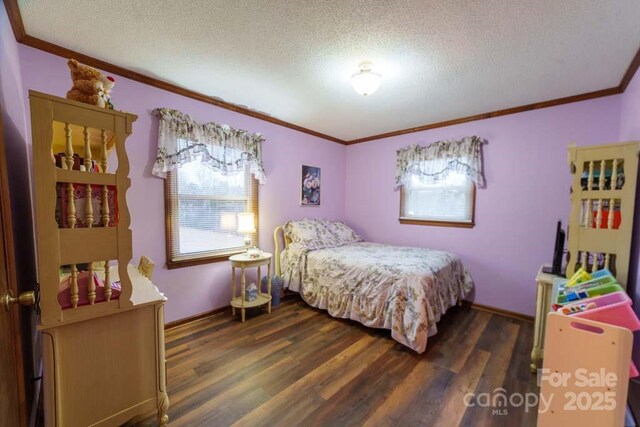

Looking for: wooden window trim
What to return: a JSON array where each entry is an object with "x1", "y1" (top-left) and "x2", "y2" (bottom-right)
[
  {"x1": 398, "y1": 184, "x2": 476, "y2": 228},
  {"x1": 164, "y1": 168, "x2": 259, "y2": 269},
  {"x1": 398, "y1": 218, "x2": 475, "y2": 228},
  {"x1": 166, "y1": 250, "x2": 245, "y2": 270}
]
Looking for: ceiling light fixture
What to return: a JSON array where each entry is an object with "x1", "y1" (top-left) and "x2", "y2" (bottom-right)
[{"x1": 351, "y1": 62, "x2": 382, "y2": 96}]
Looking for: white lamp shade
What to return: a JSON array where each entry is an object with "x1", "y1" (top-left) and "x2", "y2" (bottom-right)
[
  {"x1": 220, "y1": 212, "x2": 237, "y2": 231},
  {"x1": 237, "y1": 212, "x2": 256, "y2": 234},
  {"x1": 351, "y1": 69, "x2": 382, "y2": 96}
]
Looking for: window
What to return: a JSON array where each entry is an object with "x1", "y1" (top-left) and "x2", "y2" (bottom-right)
[
  {"x1": 165, "y1": 161, "x2": 258, "y2": 268},
  {"x1": 399, "y1": 172, "x2": 475, "y2": 227}
]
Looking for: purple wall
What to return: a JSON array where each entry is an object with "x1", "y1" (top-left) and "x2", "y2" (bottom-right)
[
  {"x1": 17, "y1": 45, "x2": 347, "y2": 323},
  {"x1": 345, "y1": 97, "x2": 622, "y2": 316}
]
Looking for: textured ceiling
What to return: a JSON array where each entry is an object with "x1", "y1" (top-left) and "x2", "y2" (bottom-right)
[{"x1": 18, "y1": 0, "x2": 640, "y2": 141}]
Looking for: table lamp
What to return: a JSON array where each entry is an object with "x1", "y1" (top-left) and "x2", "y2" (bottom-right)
[
  {"x1": 220, "y1": 212, "x2": 237, "y2": 231},
  {"x1": 237, "y1": 212, "x2": 256, "y2": 254}
]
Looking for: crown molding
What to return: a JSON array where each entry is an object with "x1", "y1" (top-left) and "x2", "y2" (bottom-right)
[
  {"x1": 346, "y1": 87, "x2": 622, "y2": 145},
  {"x1": 20, "y1": 34, "x2": 347, "y2": 144},
  {"x1": 2, "y1": 1, "x2": 346, "y2": 145},
  {"x1": 4, "y1": 0, "x2": 640, "y2": 146},
  {"x1": 620, "y1": 44, "x2": 640, "y2": 92},
  {"x1": 3, "y1": 0, "x2": 24, "y2": 39}
]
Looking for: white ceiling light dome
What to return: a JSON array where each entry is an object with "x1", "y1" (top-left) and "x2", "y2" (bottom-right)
[{"x1": 351, "y1": 62, "x2": 382, "y2": 96}]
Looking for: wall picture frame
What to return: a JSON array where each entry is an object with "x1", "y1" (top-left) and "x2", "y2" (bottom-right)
[{"x1": 301, "y1": 165, "x2": 320, "y2": 206}]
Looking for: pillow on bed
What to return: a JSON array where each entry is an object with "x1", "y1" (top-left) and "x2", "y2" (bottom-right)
[
  {"x1": 324, "y1": 221, "x2": 364, "y2": 245},
  {"x1": 284, "y1": 219, "x2": 335, "y2": 247},
  {"x1": 284, "y1": 219, "x2": 363, "y2": 248}
]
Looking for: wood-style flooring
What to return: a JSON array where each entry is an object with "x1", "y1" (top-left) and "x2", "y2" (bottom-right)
[{"x1": 135, "y1": 299, "x2": 538, "y2": 427}]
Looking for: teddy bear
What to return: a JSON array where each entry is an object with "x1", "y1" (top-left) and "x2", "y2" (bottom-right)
[
  {"x1": 98, "y1": 74, "x2": 115, "y2": 109},
  {"x1": 66, "y1": 59, "x2": 115, "y2": 109}
]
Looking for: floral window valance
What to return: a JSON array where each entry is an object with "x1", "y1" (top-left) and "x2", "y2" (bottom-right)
[
  {"x1": 395, "y1": 136, "x2": 486, "y2": 189},
  {"x1": 152, "y1": 108, "x2": 266, "y2": 184}
]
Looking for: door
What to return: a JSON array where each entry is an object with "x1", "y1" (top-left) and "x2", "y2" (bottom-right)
[{"x1": 0, "y1": 111, "x2": 28, "y2": 426}]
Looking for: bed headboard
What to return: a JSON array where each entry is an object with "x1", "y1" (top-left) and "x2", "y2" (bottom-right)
[{"x1": 273, "y1": 225, "x2": 291, "y2": 276}]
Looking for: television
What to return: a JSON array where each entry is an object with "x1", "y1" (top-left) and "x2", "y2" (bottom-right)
[{"x1": 542, "y1": 220, "x2": 565, "y2": 276}]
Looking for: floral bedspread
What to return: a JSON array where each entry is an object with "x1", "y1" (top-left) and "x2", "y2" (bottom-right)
[{"x1": 282, "y1": 241, "x2": 473, "y2": 353}]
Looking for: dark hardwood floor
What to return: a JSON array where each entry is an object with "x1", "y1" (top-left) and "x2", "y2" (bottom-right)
[{"x1": 135, "y1": 299, "x2": 538, "y2": 427}]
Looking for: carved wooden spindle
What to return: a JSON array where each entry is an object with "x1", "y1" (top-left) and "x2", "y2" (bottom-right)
[
  {"x1": 607, "y1": 199, "x2": 615, "y2": 229},
  {"x1": 66, "y1": 184, "x2": 76, "y2": 229},
  {"x1": 101, "y1": 187, "x2": 110, "y2": 227},
  {"x1": 84, "y1": 127, "x2": 94, "y2": 227},
  {"x1": 83, "y1": 126, "x2": 92, "y2": 171},
  {"x1": 85, "y1": 187, "x2": 93, "y2": 226},
  {"x1": 100, "y1": 129, "x2": 108, "y2": 172},
  {"x1": 595, "y1": 199, "x2": 603, "y2": 229},
  {"x1": 88, "y1": 262, "x2": 96, "y2": 305},
  {"x1": 598, "y1": 160, "x2": 606, "y2": 191},
  {"x1": 604, "y1": 253, "x2": 611, "y2": 270},
  {"x1": 104, "y1": 260, "x2": 112, "y2": 301},
  {"x1": 64, "y1": 123, "x2": 77, "y2": 228},
  {"x1": 70, "y1": 264, "x2": 79, "y2": 308},
  {"x1": 611, "y1": 159, "x2": 618, "y2": 190},
  {"x1": 64, "y1": 123, "x2": 74, "y2": 169},
  {"x1": 580, "y1": 200, "x2": 591, "y2": 227},
  {"x1": 100, "y1": 129, "x2": 110, "y2": 227},
  {"x1": 585, "y1": 200, "x2": 593, "y2": 228},
  {"x1": 591, "y1": 253, "x2": 599, "y2": 272},
  {"x1": 580, "y1": 251, "x2": 587, "y2": 269},
  {"x1": 587, "y1": 161, "x2": 594, "y2": 190}
]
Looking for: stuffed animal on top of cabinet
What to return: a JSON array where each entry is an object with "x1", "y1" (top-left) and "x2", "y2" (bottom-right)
[
  {"x1": 66, "y1": 59, "x2": 115, "y2": 109},
  {"x1": 98, "y1": 74, "x2": 115, "y2": 109}
]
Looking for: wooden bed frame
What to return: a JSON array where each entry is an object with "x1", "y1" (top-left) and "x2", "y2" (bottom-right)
[{"x1": 273, "y1": 225, "x2": 290, "y2": 277}]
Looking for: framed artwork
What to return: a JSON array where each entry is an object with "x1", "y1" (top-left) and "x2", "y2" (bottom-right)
[{"x1": 301, "y1": 165, "x2": 321, "y2": 206}]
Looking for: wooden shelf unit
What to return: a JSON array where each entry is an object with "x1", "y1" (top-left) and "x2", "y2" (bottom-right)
[
  {"x1": 566, "y1": 142, "x2": 639, "y2": 287},
  {"x1": 30, "y1": 91, "x2": 169, "y2": 426}
]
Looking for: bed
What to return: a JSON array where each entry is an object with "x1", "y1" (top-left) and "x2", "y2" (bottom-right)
[{"x1": 274, "y1": 219, "x2": 473, "y2": 353}]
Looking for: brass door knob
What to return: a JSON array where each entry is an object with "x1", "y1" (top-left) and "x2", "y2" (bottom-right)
[{"x1": 2, "y1": 290, "x2": 35, "y2": 311}]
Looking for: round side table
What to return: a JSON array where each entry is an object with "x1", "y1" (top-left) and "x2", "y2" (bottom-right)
[{"x1": 229, "y1": 252, "x2": 272, "y2": 322}]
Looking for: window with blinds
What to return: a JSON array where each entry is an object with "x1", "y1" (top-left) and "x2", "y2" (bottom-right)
[
  {"x1": 165, "y1": 161, "x2": 258, "y2": 267},
  {"x1": 400, "y1": 172, "x2": 475, "y2": 227}
]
